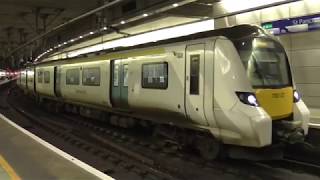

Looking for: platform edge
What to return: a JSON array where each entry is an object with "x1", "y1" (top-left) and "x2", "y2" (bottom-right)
[{"x1": 0, "y1": 113, "x2": 114, "y2": 180}]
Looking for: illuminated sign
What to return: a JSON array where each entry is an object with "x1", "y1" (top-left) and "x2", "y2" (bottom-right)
[{"x1": 262, "y1": 14, "x2": 320, "y2": 35}]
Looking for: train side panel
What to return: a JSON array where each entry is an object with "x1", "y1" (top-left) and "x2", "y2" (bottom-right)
[
  {"x1": 35, "y1": 66, "x2": 55, "y2": 97},
  {"x1": 59, "y1": 60, "x2": 111, "y2": 108},
  {"x1": 127, "y1": 46, "x2": 187, "y2": 123},
  {"x1": 203, "y1": 40, "x2": 217, "y2": 129}
]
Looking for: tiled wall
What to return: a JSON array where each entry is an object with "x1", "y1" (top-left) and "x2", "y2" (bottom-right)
[
  {"x1": 214, "y1": 0, "x2": 320, "y2": 112},
  {"x1": 288, "y1": 31, "x2": 320, "y2": 109}
]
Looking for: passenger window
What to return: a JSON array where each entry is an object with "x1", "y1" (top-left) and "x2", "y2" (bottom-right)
[
  {"x1": 82, "y1": 67, "x2": 100, "y2": 86},
  {"x1": 44, "y1": 71, "x2": 50, "y2": 84},
  {"x1": 123, "y1": 64, "x2": 128, "y2": 87},
  {"x1": 142, "y1": 62, "x2": 168, "y2": 89},
  {"x1": 190, "y1": 54, "x2": 200, "y2": 95},
  {"x1": 38, "y1": 71, "x2": 43, "y2": 83},
  {"x1": 66, "y1": 68, "x2": 80, "y2": 85}
]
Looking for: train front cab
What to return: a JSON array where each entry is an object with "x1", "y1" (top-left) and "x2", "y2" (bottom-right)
[
  {"x1": 211, "y1": 28, "x2": 309, "y2": 152},
  {"x1": 234, "y1": 35, "x2": 309, "y2": 144}
]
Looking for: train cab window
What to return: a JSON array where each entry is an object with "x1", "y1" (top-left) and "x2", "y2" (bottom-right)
[
  {"x1": 44, "y1": 71, "x2": 50, "y2": 84},
  {"x1": 82, "y1": 67, "x2": 100, "y2": 86},
  {"x1": 142, "y1": 62, "x2": 168, "y2": 89},
  {"x1": 38, "y1": 71, "x2": 43, "y2": 83},
  {"x1": 190, "y1": 54, "x2": 200, "y2": 95},
  {"x1": 66, "y1": 68, "x2": 80, "y2": 85}
]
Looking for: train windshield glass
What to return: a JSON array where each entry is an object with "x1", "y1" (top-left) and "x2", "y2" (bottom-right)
[{"x1": 234, "y1": 38, "x2": 291, "y2": 88}]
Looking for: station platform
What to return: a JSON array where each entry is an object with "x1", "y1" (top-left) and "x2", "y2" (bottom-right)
[
  {"x1": 0, "y1": 113, "x2": 113, "y2": 180},
  {"x1": 309, "y1": 108, "x2": 320, "y2": 129},
  {"x1": 0, "y1": 78, "x2": 12, "y2": 86}
]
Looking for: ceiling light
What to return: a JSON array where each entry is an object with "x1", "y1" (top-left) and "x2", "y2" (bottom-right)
[
  {"x1": 103, "y1": 27, "x2": 108, "y2": 30},
  {"x1": 79, "y1": 35, "x2": 83, "y2": 38},
  {"x1": 121, "y1": 20, "x2": 125, "y2": 24},
  {"x1": 143, "y1": 13, "x2": 148, "y2": 17},
  {"x1": 70, "y1": 39, "x2": 74, "y2": 42},
  {"x1": 90, "y1": 31, "x2": 94, "y2": 35},
  {"x1": 173, "y1": 3, "x2": 179, "y2": 7}
]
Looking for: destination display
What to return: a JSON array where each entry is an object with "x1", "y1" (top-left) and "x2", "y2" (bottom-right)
[{"x1": 261, "y1": 14, "x2": 320, "y2": 35}]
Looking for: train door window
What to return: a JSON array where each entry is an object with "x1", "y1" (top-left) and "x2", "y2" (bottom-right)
[
  {"x1": 113, "y1": 64, "x2": 119, "y2": 86},
  {"x1": 27, "y1": 70, "x2": 34, "y2": 83},
  {"x1": 82, "y1": 67, "x2": 100, "y2": 86},
  {"x1": 66, "y1": 68, "x2": 80, "y2": 85},
  {"x1": 123, "y1": 64, "x2": 128, "y2": 87},
  {"x1": 142, "y1": 62, "x2": 168, "y2": 89},
  {"x1": 38, "y1": 71, "x2": 43, "y2": 83},
  {"x1": 190, "y1": 54, "x2": 200, "y2": 95},
  {"x1": 44, "y1": 71, "x2": 50, "y2": 84},
  {"x1": 21, "y1": 72, "x2": 26, "y2": 83}
]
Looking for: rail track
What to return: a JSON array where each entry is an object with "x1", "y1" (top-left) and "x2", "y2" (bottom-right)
[{"x1": 2, "y1": 82, "x2": 320, "y2": 180}]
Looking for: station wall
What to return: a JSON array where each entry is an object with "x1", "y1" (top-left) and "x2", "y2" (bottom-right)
[{"x1": 214, "y1": 0, "x2": 320, "y2": 120}]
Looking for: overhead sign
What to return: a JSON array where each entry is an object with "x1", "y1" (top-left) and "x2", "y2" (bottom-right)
[{"x1": 261, "y1": 14, "x2": 320, "y2": 35}]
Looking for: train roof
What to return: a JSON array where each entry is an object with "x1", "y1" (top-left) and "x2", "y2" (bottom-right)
[{"x1": 35, "y1": 24, "x2": 268, "y2": 66}]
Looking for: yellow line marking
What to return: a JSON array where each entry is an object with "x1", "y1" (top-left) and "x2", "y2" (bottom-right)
[{"x1": 0, "y1": 155, "x2": 21, "y2": 180}]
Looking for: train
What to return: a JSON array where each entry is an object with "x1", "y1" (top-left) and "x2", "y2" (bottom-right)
[{"x1": 16, "y1": 24, "x2": 310, "y2": 159}]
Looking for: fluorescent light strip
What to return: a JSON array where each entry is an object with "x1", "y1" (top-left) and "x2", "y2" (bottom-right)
[{"x1": 67, "y1": 19, "x2": 214, "y2": 58}]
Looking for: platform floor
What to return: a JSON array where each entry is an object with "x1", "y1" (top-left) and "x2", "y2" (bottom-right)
[
  {"x1": 309, "y1": 108, "x2": 320, "y2": 129},
  {"x1": 0, "y1": 114, "x2": 113, "y2": 180}
]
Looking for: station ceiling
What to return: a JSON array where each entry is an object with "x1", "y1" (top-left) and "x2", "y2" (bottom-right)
[
  {"x1": 0, "y1": 0, "x2": 100, "y2": 49},
  {"x1": 0, "y1": 0, "x2": 215, "y2": 60}
]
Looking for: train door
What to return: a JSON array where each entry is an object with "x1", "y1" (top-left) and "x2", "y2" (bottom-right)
[
  {"x1": 111, "y1": 59, "x2": 129, "y2": 108},
  {"x1": 185, "y1": 44, "x2": 208, "y2": 126},
  {"x1": 54, "y1": 66, "x2": 62, "y2": 97},
  {"x1": 26, "y1": 68, "x2": 35, "y2": 93},
  {"x1": 21, "y1": 69, "x2": 27, "y2": 89}
]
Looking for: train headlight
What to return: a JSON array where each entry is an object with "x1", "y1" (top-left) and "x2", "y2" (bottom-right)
[
  {"x1": 293, "y1": 90, "x2": 301, "y2": 103},
  {"x1": 236, "y1": 92, "x2": 259, "y2": 107}
]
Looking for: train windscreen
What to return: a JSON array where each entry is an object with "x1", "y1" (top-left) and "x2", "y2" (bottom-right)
[{"x1": 234, "y1": 38, "x2": 292, "y2": 88}]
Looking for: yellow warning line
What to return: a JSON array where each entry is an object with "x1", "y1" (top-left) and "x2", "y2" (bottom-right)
[{"x1": 0, "y1": 155, "x2": 21, "y2": 180}]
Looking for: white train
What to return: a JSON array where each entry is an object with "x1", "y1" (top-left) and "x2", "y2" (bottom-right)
[{"x1": 17, "y1": 25, "x2": 310, "y2": 159}]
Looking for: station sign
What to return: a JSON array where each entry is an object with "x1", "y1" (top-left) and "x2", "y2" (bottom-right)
[{"x1": 261, "y1": 14, "x2": 320, "y2": 35}]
